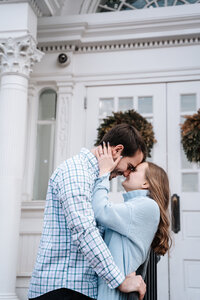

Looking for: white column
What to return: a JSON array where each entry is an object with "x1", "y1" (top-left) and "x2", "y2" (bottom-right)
[{"x1": 0, "y1": 36, "x2": 43, "y2": 300}]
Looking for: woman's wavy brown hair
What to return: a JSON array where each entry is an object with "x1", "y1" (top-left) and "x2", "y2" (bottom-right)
[{"x1": 145, "y1": 162, "x2": 172, "y2": 255}]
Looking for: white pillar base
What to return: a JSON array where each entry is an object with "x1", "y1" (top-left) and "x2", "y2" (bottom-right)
[{"x1": 0, "y1": 294, "x2": 19, "y2": 300}]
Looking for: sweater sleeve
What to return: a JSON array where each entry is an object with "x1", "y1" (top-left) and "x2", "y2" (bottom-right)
[
  {"x1": 128, "y1": 199, "x2": 160, "y2": 262},
  {"x1": 92, "y1": 174, "x2": 132, "y2": 237}
]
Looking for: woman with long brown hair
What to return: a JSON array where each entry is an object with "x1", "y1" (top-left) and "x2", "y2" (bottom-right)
[{"x1": 92, "y1": 143, "x2": 171, "y2": 300}]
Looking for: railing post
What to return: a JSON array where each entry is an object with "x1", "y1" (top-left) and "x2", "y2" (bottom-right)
[
  {"x1": 128, "y1": 249, "x2": 158, "y2": 300},
  {"x1": 144, "y1": 250, "x2": 159, "y2": 300}
]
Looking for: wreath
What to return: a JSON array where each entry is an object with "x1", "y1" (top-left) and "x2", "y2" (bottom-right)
[
  {"x1": 180, "y1": 109, "x2": 200, "y2": 163},
  {"x1": 95, "y1": 109, "x2": 156, "y2": 157}
]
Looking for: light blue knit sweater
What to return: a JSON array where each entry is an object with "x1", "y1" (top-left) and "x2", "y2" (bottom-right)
[{"x1": 92, "y1": 174, "x2": 160, "y2": 300}]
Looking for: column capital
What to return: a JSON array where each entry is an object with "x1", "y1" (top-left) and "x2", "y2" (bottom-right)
[{"x1": 0, "y1": 35, "x2": 44, "y2": 77}]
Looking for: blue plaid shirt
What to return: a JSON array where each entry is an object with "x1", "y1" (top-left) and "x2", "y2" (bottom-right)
[{"x1": 28, "y1": 148, "x2": 125, "y2": 299}]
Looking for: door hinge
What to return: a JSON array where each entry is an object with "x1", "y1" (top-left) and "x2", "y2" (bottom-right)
[{"x1": 84, "y1": 97, "x2": 87, "y2": 109}]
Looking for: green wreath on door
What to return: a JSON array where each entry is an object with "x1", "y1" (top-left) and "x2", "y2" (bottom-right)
[
  {"x1": 95, "y1": 109, "x2": 156, "y2": 158},
  {"x1": 181, "y1": 109, "x2": 200, "y2": 163}
]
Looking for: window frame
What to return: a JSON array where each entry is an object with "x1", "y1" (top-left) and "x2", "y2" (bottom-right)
[{"x1": 22, "y1": 85, "x2": 58, "y2": 202}]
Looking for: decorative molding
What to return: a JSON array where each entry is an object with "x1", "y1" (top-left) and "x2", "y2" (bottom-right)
[
  {"x1": 21, "y1": 200, "x2": 45, "y2": 211},
  {"x1": 39, "y1": 44, "x2": 75, "y2": 53},
  {"x1": 28, "y1": 83, "x2": 37, "y2": 101},
  {"x1": 75, "y1": 36, "x2": 200, "y2": 52},
  {"x1": 0, "y1": 35, "x2": 44, "y2": 77},
  {"x1": 16, "y1": 276, "x2": 30, "y2": 288},
  {"x1": 79, "y1": 0, "x2": 100, "y2": 14},
  {"x1": 21, "y1": 83, "x2": 37, "y2": 203},
  {"x1": 0, "y1": 0, "x2": 65, "y2": 17},
  {"x1": 20, "y1": 231, "x2": 42, "y2": 235},
  {"x1": 35, "y1": 0, "x2": 65, "y2": 17},
  {"x1": 28, "y1": 0, "x2": 42, "y2": 17},
  {"x1": 38, "y1": 35, "x2": 200, "y2": 54},
  {"x1": 56, "y1": 95, "x2": 69, "y2": 164},
  {"x1": 17, "y1": 233, "x2": 41, "y2": 278},
  {"x1": 53, "y1": 81, "x2": 74, "y2": 167},
  {"x1": 17, "y1": 272, "x2": 32, "y2": 278},
  {"x1": 37, "y1": 5, "x2": 200, "y2": 44},
  {"x1": 0, "y1": 293, "x2": 19, "y2": 300},
  {"x1": 58, "y1": 95, "x2": 69, "y2": 158}
]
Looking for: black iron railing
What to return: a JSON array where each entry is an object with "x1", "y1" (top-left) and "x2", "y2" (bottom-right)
[
  {"x1": 128, "y1": 249, "x2": 158, "y2": 300},
  {"x1": 144, "y1": 250, "x2": 158, "y2": 300}
]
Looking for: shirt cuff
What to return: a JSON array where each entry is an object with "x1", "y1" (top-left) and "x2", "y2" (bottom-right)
[{"x1": 107, "y1": 271, "x2": 125, "y2": 289}]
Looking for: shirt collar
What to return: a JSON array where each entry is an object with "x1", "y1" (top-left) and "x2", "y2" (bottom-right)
[
  {"x1": 80, "y1": 148, "x2": 99, "y2": 176},
  {"x1": 123, "y1": 189, "x2": 149, "y2": 202}
]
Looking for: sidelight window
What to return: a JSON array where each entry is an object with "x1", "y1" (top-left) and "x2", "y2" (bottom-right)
[{"x1": 33, "y1": 89, "x2": 57, "y2": 200}]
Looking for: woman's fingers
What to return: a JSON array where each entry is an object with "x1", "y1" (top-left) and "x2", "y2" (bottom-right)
[
  {"x1": 96, "y1": 146, "x2": 103, "y2": 160},
  {"x1": 138, "y1": 276, "x2": 146, "y2": 300},
  {"x1": 107, "y1": 142, "x2": 112, "y2": 156},
  {"x1": 102, "y1": 141, "x2": 113, "y2": 157},
  {"x1": 97, "y1": 145, "x2": 103, "y2": 156},
  {"x1": 97, "y1": 143, "x2": 109, "y2": 157},
  {"x1": 103, "y1": 141, "x2": 108, "y2": 155},
  {"x1": 113, "y1": 155, "x2": 122, "y2": 168},
  {"x1": 95, "y1": 148, "x2": 100, "y2": 159}
]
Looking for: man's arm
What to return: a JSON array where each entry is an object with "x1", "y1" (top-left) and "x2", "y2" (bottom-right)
[
  {"x1": 58, "y1": 166, "x2": 146, "y2": 298},
  {"x1": 59, "y1": 168, "x2": 124, "y2": 289}
]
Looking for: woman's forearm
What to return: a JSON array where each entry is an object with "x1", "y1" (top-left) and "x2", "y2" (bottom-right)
[{"x1": 92, "y1": 174, "x2": 131, "y2": 236}]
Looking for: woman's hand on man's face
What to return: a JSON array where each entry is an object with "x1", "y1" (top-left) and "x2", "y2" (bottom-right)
[{"x1": 95, "y1": 142, "x2": 121, "y2": 177}]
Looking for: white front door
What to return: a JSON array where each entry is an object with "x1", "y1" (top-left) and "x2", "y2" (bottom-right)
[
  {"x1": 167, "y1": 81, "x2": 200, "y2": 300},
  {"x1": 85, "y1": 83, "x2": 169, "y2": 299}
]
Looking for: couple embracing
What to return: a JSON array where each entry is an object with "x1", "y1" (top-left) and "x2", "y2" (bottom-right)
[{"x1": 28, "y1": 124, "x2": 171, "y2": 300}]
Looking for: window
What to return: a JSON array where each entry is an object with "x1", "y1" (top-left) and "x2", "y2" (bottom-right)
[
  {"x1": 98, "y1": 95, "x2": 153, "y2": 192},
  {"x1": 97, "y1": 0, "x2": 200, "y2": 12},
  {"x1": 33, "y1": 89, "x2": 57, "y2": 200}
]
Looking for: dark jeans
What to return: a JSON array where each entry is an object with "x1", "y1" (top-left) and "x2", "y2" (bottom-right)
[{"x1": 29, "y1": 288, "x2": 94, "y2": 300}]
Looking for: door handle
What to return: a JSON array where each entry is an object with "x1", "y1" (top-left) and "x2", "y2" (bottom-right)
[{"x1": 171, "y1": 194, "x2": 181, "y2": 233}]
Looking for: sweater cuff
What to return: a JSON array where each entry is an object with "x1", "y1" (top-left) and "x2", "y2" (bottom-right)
[
  {"x1": 98, "y1": 172, "x2": 110, "y2": 179},
  {"x1": 95, "y1": 173, "x2": 110, "y2": 191}
]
